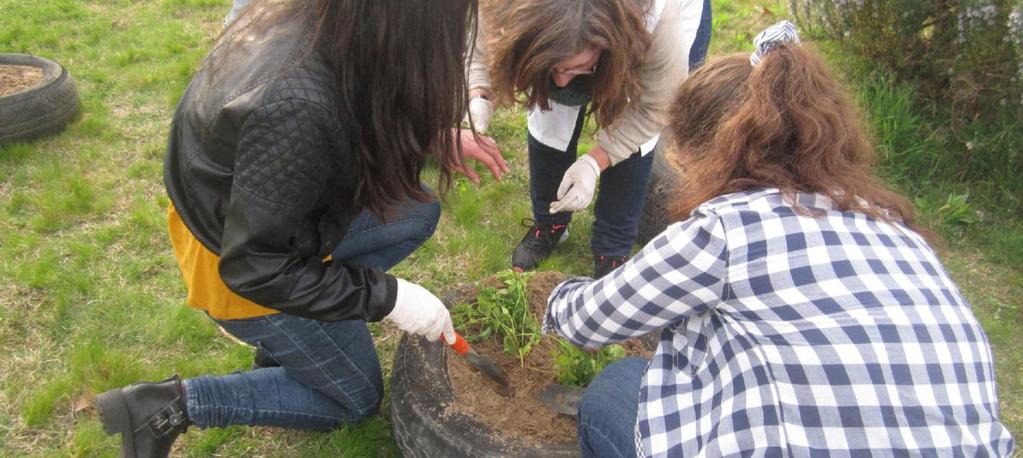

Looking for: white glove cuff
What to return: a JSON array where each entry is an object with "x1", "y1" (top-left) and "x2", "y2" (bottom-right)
[
  {"x1": 580, "y1": 154, "x2": 601, "y2": 176},
  {"x1": 389, "y1": 278, "x2": 414, "y2": 319}
]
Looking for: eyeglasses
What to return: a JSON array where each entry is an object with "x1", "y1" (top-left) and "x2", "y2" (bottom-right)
[{"x1": 551, "y1": 63, "x2": 597, "y2": 77}]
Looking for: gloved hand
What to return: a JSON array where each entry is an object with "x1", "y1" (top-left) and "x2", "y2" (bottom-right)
[
  {"x1": 550, "y1": 154, "x2": 601, "y2": 214},
  {"x1": 465, "y1": 96, "x2": 493, "y2": 133},
  {"x1": 386, "y1": 278, "x2": 456, "y2": 344}
]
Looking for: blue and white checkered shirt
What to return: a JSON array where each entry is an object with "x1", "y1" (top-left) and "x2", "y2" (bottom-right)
[{"x1": 544, "y1": 188, "x2": 1014, "y2": 457}]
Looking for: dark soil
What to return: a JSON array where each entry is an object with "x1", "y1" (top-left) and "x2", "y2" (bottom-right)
[
  {"x1": 444, "y1": 271, "x2": 653, "y2": 445},
  {"x1": 0, "y1": 65, "x2": 43, "y2": 97}
]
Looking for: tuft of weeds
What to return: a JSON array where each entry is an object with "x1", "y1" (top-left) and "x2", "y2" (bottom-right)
[
  {"x1": 552, "y1": 340, "x2": 625, "y2": 388},
  {"x1": 452, "y1": 270, "x2": 541, "y2": 364}
]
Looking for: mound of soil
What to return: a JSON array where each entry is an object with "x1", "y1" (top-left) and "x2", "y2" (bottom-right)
[
  {"x1": 0, "y1": 65, "x2": 43, "y2": 97},
  {"x1": 445, "y1": 334, "x2": 576, "y2": 444},
  {"x1": 444, "y1": 271, "x2": 652, "y2": 446}
]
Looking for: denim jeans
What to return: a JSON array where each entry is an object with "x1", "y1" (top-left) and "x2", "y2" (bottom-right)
[
  {"x1": 690, "y1": 0, "x2": 713, "y2": 71},
  {"x1": 578, "y1": 357, "x2": 648, "y2": 458},
  {"x1": 184, "y1": 193, "x2": 441, "y2": 430}
]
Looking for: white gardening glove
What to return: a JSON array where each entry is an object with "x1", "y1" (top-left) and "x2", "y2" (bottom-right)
[
  {"x1": 464, "y1": 96, "x2": 493, "y2": 133},
  {"x1": 386, "y1": 278, "x2": 456, "y2": 344},
  {"x1": 550, "y1": 154, "x2": 601, "y2": 214}
]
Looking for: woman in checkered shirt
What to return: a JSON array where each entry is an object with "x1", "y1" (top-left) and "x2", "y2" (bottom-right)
[{"x1": 543, "y1": 22, "x2": 1015, "y2": 458}]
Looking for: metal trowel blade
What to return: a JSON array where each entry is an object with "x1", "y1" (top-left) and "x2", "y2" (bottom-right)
[{"x1": 537, "y1": 383, "x2": 584, "y2": 416}]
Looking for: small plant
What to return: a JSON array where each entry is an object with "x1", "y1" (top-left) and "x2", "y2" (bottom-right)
[
  {"x1": 552, "y1": 340, "x2": 626, "y2": 387},
  {"x1": 452, "y1": 269, "x2": 541, "y2": 364},
  {"x1": 937, "y1": 193, "x2": 981, "y2": 226}
]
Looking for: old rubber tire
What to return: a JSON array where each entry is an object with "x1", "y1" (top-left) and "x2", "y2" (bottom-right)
[
  {"x1": 0, "y1": 54, "x2": 79, "y2": 146},
  {"x1": 637, "y1": 141, "x2": 685, "y2": 245},
  {"x1": 390, "y1": 333, "x2": 578, "y2": 457}
]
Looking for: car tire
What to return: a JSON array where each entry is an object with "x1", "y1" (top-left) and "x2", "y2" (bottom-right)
[{"x1": 0, "y1": 54, "x2": 79, "y2": 146}]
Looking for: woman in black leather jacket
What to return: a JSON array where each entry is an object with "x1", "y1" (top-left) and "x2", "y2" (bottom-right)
[{"x1": 94, "y1": 1, "x2": 506, "y2": 456}]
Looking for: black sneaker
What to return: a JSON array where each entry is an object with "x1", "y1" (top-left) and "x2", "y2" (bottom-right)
[
  {"x1": 593, "y1": 255, "x2": 628, "y2": 279},
  {"x1": 96, "y1": 375, "x2": 191, "y2": 458},
  {"x1": 512, "y1": 219, "x2": 568, "y2": 272}
]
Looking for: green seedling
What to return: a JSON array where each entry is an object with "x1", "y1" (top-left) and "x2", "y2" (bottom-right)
[
  {"x1": 452, "y1": 269, "x2": 541, "y2": 364},
  {"x1": 552, "y1": 340, "x2": 626, "y2": 388}
]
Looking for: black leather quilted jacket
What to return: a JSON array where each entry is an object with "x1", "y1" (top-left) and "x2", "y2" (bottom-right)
[{"x1": 163, "y1": 18, "x2": 397, "y2": 322}]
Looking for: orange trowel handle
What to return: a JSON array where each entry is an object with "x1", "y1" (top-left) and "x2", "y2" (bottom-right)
[{"x1": 448, "y1": 332, "x2": 471, "y2": 355}]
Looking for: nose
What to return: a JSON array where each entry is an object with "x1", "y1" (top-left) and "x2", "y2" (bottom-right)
[{"x1": 552, "y1": 73, "x2": 574, "y2": 88}]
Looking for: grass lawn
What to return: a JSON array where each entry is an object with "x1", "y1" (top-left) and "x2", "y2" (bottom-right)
[{"x1": 0, "y1": 0, "x2": 1019, "y2": 456}]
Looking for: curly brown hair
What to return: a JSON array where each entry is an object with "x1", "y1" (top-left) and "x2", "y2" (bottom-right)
[
  {"x1": 668, "y1": 44, "x2": 919, "y2": 229},
  {"x1": 482, "y1": 0, "x2": 651, "y2": 128}
]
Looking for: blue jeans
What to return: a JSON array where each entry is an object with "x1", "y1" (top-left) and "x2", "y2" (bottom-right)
[
  {"x1": 184, "y1": 194, "x2": 441, "y2": 430},
  {"x1": 690, "y1": 0, "x2": 713, "y2": 71},
  {"x1": 578, "y1": 357, "x2": 648, "y2": 458}
]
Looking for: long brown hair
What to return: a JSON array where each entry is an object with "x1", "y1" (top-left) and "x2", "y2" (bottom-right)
[
  {"x1": 668, "y1": 45, "x2": 917, "y2": 228},
  {"x1": 482, "y1": 0, "x2": 650, "y2": 128},
  {"x1": 219, "y1": 0, "x2": 476, "y2": 217}
]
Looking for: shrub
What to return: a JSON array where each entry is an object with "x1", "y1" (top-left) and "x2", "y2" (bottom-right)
[{"x1": 791, "y1": 0, "x2": 1023, "y2": 112}]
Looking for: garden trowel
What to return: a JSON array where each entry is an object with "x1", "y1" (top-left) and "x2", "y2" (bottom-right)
[
  {"x1": 448, "y1": 331, "x2": 512, "y2": 396},
  {"x1": 537, "y1": 383, "x2": 584, "y2": 416}
]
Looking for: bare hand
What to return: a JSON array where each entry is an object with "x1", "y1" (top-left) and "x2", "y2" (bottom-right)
[{"x1": 455, "y1": 128, "x2": 510, "y2": 186}]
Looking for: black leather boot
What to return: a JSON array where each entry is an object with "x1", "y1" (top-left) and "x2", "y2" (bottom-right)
[{"x1": 96, "y1": 375, "x2": 191, "y2": 458}]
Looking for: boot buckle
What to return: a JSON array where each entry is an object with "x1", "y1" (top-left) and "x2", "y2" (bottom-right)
[{"x1": 147, "y1": 403, "x2": 186, "y2": 437}]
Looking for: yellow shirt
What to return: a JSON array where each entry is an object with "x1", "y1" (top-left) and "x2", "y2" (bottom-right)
[{"x1": 167, "y1": 203, "x2": 279, "y2": 320}]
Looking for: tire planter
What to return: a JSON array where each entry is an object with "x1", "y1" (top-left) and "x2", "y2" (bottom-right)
[
  {"x1": 391, "y1": 333, "x2": 578, "y2": 457},
  {"x1": 0, "y1": 54, "x2": 79, "y2": 146},
  {"x1": 637, "y1": 141, "x2": 685, "y2": 245}
]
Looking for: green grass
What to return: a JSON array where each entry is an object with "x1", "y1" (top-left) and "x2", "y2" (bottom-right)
[{"x1": 0, "y1": 0, "x2": 1019, "y2": 455}]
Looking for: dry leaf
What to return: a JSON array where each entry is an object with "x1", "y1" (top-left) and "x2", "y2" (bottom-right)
[{"x1": 73, "y1": 394, "x2": 94, "y2": 413}]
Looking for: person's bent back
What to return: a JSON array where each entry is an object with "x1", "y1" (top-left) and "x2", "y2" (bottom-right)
[{"x1": 542, "y1": 22, "x2": 1015, "y2": 457}]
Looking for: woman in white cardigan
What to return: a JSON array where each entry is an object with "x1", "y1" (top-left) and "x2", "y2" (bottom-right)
[{"x1": 462, "y1": 0, "x2": 712, "y2": 278}]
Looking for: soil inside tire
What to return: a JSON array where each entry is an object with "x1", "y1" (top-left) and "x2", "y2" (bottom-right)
[
  {"x1": 443, "y1": 271, "x2": 652, "y2": 446},
  {"x1": 0, "y1": 65, "x2": 43, "y2": 96},
  {"x1": 445, "y1": 335, "x2": 577, "y2": 444}
]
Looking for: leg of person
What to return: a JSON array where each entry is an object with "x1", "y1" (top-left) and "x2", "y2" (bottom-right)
[
  {"x1": 250, "y1": 187, "x2": 441, "y2": 369},
  {"x1": 590, "y1": 150, "x2": 655, "y2": 278},
  {"x1": 578, "y1": 357, "x2": 647, "y2": 458},
  {"x1": 330, "y1": 185, "x2": 442, "y2": 271},
  {"x1": 513, "y1": 109, "x2": 587, "y2": 271},
  {"x1": 94, "y1": 316, "x2": 382, "y2": 458},
  {"x1": 689, "y1": 0, "x2": 713, "y2": 71},
  {"x1": 187, "y1": 314, "x2": 384, "y2": 430}
]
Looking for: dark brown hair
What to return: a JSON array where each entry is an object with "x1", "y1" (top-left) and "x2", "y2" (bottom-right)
[
  {"x1": 482, "y1": 0, "x2": 651, "y2": 128},
  {"x1": 668, "y1": 45, "x2": 918, "y2": 228},
  {"x1": 221, "y1": 0, "x2": 477, "y2": 217}
]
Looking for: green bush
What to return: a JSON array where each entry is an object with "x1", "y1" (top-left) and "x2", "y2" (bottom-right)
[{"x1": 791, "y1": 0, "x2": 1023, "y2": 111}]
